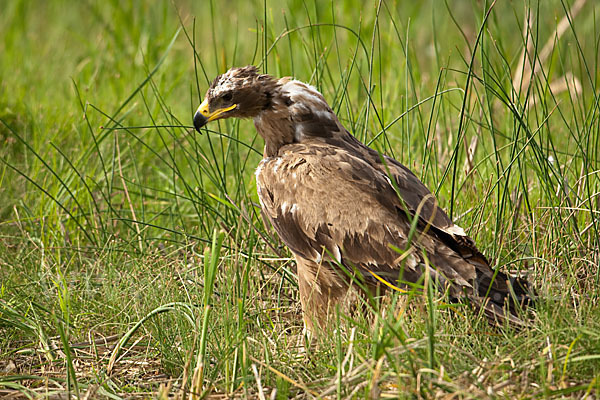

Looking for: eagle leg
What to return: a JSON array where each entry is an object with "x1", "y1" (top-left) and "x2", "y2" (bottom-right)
[{"x1": 295, "y1": 256, "x2": 358, "y2": 335}]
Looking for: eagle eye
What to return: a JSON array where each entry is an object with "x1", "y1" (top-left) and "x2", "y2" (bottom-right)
[{"x1": 222, "y1": 92, "x2": 233, "y2": 102}]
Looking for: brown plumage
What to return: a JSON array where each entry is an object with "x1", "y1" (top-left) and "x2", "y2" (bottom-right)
[{"x1": 193, "y1": 65, "x2": 532, "y2": 332}]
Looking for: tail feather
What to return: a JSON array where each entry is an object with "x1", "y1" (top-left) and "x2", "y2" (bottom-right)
[
  {"x1": 473, "y1": 269, "x2": 535, "y2": 327},
  {"x1": 430, "y1": 226, "x2": 535, "y2": 326}
]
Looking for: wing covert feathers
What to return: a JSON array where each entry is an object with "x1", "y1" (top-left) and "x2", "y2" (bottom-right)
[{"x1": 256, "y1": 141, "x2": 533, "y2": 328}]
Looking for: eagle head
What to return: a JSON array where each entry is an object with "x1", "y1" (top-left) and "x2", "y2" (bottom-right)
[{"x1": 193, "y1": 65, "x2": 277, "y2": 132}]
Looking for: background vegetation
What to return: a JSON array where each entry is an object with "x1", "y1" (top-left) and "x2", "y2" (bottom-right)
[{"x1": 1, "y1": 0, "x2": 599, "y2": 398}]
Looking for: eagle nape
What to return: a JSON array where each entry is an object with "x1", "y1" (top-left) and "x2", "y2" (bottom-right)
[{"x1": 192, "y1": 65, "x2": 535, "y2": 334}]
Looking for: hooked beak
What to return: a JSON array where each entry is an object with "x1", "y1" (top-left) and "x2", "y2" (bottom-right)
[{"x1": 193, "y1": 99, "x2": 237, "y2": 132}]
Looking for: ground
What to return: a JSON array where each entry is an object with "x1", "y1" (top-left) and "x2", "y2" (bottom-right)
[{"x1": 1, "y1": 0, "x2": 599, "y2": 398}]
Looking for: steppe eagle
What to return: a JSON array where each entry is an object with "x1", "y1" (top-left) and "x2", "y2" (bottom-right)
[{"x1": 193, "y1": 66, "x2": 532, "y2": 333}]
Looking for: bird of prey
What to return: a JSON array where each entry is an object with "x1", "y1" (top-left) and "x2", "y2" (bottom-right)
[{"x1": 193, "y1": 65, "x2": 531, "y2": 333}]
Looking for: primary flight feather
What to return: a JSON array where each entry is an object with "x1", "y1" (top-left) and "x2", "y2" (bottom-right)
[{"x1": 193, "y1": 65, "x2": 532, "y2": 332}]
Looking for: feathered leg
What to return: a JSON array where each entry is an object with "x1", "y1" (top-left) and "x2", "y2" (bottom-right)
[{"x1": 295, "y1": 256, "x2": 351, "y2": 335}]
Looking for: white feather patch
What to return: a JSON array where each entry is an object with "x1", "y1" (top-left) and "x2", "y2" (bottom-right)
[
  {"x1": 315, "y1": 252, "x2": 322, "y2": 264},
  {"x1": 405, "y1": 254, "x2": 419, "y2": 269},
  {"x1": 273, "y1": 158, "x2": 284, "y2": 173},
  {"x1": 446, "y1": 224, "x2": 466, "y2": 236},
  {"x1": 382, "y1": 174, "x2": 393, "y2": 187},
  {"x1": 255, "y1": 159, "x2": 266, "y2": 179},
  {"x1": 332, "y1": 245, "x2": 342, "y2": 263},
  {"x1": 210, "y1": 73, "x2": 236, "y2": 97},
  {"x1": 281, "y1": 80, "x2": 327, "y2": 107},
  {"x1": 313, "y1": 109, "x2": 334, "y2": 121}
]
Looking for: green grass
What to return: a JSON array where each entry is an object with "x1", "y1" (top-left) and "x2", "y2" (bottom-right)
[{"x1": 1, "y1": 0, "x2": 599, "y2": 398}]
